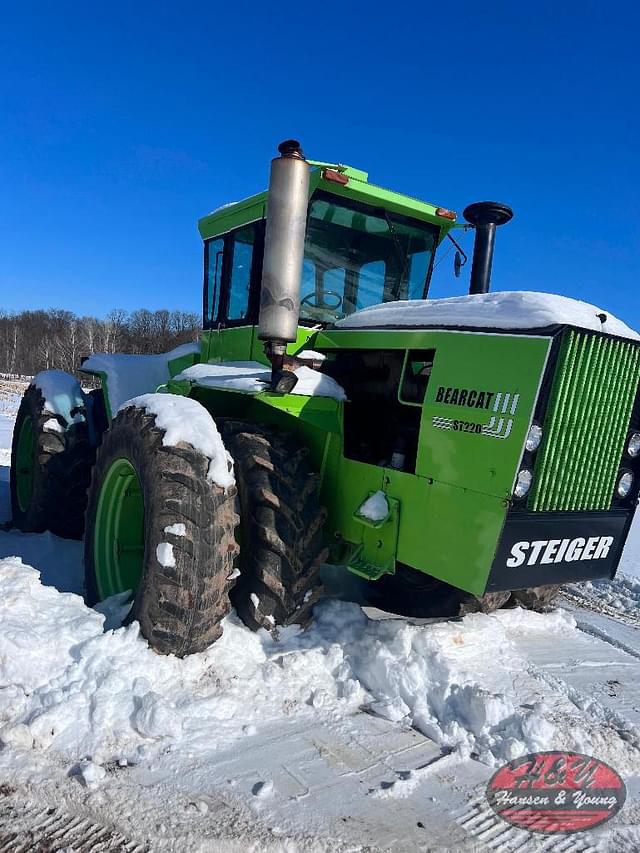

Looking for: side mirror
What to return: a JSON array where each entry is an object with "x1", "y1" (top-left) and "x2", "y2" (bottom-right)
[{"x1": 454, "y1": 250, "x2": 463, "y2": 278}]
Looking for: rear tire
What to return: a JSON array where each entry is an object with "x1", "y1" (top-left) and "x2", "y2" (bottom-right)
[
  {"x1": 10, "y1": 379, "x2": 93, "y2": 539},
  {"x1": 510, "y1": 585, "x2": 560, "y2": 611},
  {"x1": 84, "y1": 399, "x2": 238, "y2": 656},
  {"x1": 219, "y1": 420, "x2": 327, "y2": 631}
]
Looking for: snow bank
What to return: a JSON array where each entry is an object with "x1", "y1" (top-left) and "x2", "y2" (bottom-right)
[
  {"x1": 568, "y1": 572, "x2": 640, "y2": 614},
  {"x1": 3, "y1": 557, "x2": 634, "y2": 775},
  {"x1": 0, "y1": 559, "x2": 364, "y2": 765},
  {"x1": 33, "y1": 370, "x2": 85, "y2": 424},
  {"x1": 120, "y1": 394, "x2": 234, "y2": 489},
  {"x1": 336, "y1": 292, "x2": 640, "y2": 341},
  {"x1": 82, "y1": 342, "x2": 200, "y2": 412},
  {"x1": 312, "y1": 604, "x2": 572, "y2": 767},
  {"x1": 175, "y1": 360, "x2": 347, "y2": 401}
]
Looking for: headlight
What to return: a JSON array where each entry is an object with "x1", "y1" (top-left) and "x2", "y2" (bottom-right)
[
  {"x1": 627, "y1": 433, "x2": 640, "y2": 458},
  {"x1": 617, "y1": 471, "x2": 634, "y2": 499},
  {"x1": 526, "y1": 424, "x2": 543, "y2": 453},
  {"x1": 514, "y1": 469, "x2": 533, "y2": 499}
]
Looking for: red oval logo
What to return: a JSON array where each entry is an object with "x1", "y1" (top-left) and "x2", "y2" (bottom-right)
[{"x1": 487, "y1": 751, "x2": 626, "y2": 834}]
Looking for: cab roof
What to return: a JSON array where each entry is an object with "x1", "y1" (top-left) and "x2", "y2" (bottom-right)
[{"x1": 197, "y1": 163, "x2": 458, "y2": 242}]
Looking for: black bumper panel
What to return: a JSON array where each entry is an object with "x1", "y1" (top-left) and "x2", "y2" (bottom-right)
[{"x1": 485, "y1": 510, "x2": 633, "y2": 592}]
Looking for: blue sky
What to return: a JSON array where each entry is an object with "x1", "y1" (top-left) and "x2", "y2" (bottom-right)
[{"x1": 1, "y1": 2, "x2": 638, "y2": 325}]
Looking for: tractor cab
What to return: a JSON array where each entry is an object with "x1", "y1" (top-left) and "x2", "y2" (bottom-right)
[{"x1": 197, "y1": 151, "x2": 461, "y2": 346}]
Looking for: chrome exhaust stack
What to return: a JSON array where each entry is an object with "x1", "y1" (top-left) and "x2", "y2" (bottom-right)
[{"x1": 258, "y1": 140, "x2": 310, "y2": 390}]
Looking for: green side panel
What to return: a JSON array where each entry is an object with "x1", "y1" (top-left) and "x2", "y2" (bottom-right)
[
  {"x1": 203, "y1": 326, "x2": 256, "y2": 363},
  {"x1": 186, "y1": 385, "x2": 342, "y2": 443},
  {"x1": 286, "y1": 327, "x2": 320, "y2": 356},
  {"x1": 317, "y1": 327, "x2": 551, "y2": 501},
  {"x1": 389, "y1": 470, "x2": 507, "y2": 596},
  {"x1": 315, "y1": 458, "x2": 506, "y2": 596},
  {"x1": 418, "y1": 333, "x2": 551, "y2": 499},
  {"x1": 250, "y1": 392, "x2": 342, "y2": 436},
  {"x1": 530, "y1": 331, "x2": 640, "y2": 511},
  {"x1": 167, "y1": 348, "x2": 200, "y2": 378}
]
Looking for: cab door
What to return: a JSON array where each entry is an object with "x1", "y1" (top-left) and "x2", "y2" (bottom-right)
[{"x1": 203, "y1": 220, "x2": 264, "y2": 362}]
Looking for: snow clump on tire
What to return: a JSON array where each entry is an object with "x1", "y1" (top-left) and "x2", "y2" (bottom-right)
[{"x1": 121, "y1": 393, "x2": 235, "y2": 489}]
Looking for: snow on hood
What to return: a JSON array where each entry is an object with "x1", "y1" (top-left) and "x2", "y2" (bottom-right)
[
  {"x1": 2, "y1": 557, "x2": 638, "y2": 775},
  {"x1": 336, "y1": 292, "x2": 640, "y2": 341},
  {"x1": 175, "y1": 360, "x2": 347, "y2": 401},
  {"x1": 82, "y1": 342, "x2": 200, "y2": 412},
  {"x1": 175, "y1": 361, "x2": 271, "y2": 393}
]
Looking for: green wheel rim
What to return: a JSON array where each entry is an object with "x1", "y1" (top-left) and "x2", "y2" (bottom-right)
[
  {"x1": 93, "y1": 458, "x2": 145, "y2": 600},
  {"x1": 15, "y1": 416, "x2": 36, "y2": 512}
]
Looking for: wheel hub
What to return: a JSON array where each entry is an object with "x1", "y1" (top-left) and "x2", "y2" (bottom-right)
[{"x1": 93, "y1": 458, "x2": 144, "y2": 600}]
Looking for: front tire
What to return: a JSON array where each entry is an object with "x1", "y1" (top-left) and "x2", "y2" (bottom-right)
[{"x1": 84, "y1": 399, "x2": 238, "y2": 656}]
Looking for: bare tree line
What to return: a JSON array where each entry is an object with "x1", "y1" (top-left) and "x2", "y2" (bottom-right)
[{"x1": 0, "y1": 308, "x2": 200, "y2": 378}]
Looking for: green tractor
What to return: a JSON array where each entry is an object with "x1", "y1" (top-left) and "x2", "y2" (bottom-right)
[{"x1": 11, "y1": 140, "x2": 640, "y2": 656}]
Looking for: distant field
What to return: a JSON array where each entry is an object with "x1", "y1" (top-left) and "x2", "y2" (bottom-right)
[{"x1": 0, "y1": 379, "x2": 28, "y2": 412}]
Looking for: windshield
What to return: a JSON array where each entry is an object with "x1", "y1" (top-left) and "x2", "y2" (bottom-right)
[{"x1": 299, "y1": 193, "x2": 439, "y2": 323}]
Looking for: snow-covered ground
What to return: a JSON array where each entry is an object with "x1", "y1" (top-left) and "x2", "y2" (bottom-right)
[{"x1": 0, "y1": 381, "x2": 639, "y2": 852}]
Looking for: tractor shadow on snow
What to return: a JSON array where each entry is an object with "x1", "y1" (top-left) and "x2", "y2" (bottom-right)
[{"x1": 0, "y1": 457, "x2": 84, "y2": 595}]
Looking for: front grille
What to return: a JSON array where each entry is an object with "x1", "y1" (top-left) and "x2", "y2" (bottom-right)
[{"x1": 529, "y1": 330, "x2": 640, "y2": 512}]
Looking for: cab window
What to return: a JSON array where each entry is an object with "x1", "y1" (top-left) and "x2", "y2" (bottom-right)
[
  {"x1": 204, "y1": 237, "x2": 224, "y2": 324},
  {"x1": 355, "y1": 260, "x2": 386, "y2": 310},
  {"x1": 227, "y1": 225, "x2": 256, "y2": 321},
  {"x1": 300, "y1": 193, "x2": 438, "y2": 323}
]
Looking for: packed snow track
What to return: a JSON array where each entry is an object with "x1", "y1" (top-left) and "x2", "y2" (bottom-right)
[{"x1": 0, "y1": 380, "x2": 639, "y2": 852}]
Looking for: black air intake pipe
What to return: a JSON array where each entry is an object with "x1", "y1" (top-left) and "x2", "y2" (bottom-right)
[{"x1": 463, "y1": 202, "x2": 513, "y2": 294}]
